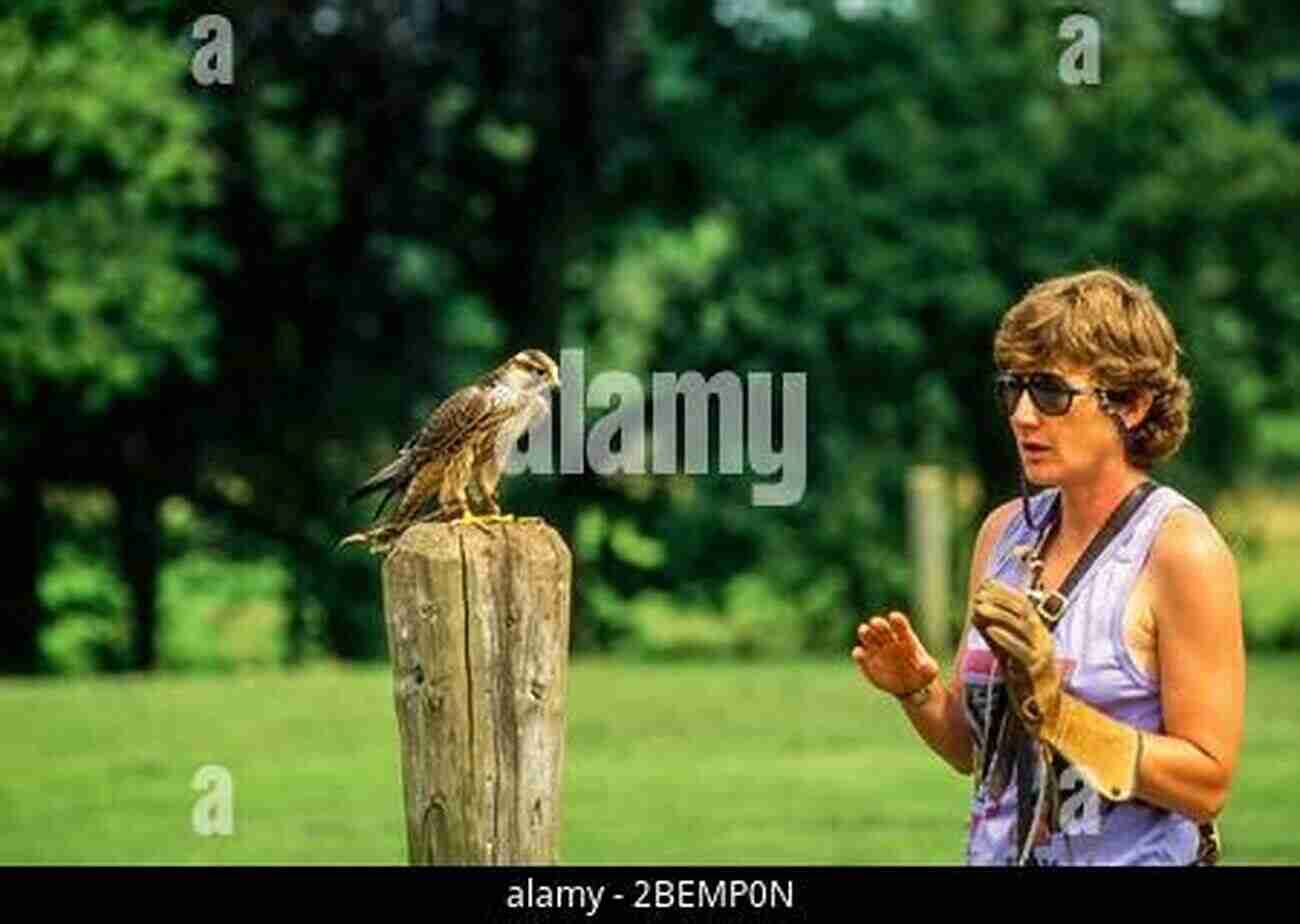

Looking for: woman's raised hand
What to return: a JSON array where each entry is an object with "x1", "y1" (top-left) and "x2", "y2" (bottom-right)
[{"x1": 852, "y1": 611, "x2": 940, "y2": 698}]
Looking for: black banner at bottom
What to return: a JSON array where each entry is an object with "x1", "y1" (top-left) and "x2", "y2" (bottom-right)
[{"x1": 0, "y1": 864, "x2": 1261, "y2": 921}]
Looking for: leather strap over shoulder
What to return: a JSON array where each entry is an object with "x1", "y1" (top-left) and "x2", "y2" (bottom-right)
[{"x1": 1023, "y1": 480, "x2": 1160, "y2": 627}]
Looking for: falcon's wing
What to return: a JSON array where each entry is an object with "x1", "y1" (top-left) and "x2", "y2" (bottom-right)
[
  {"x1": 402, "y1": 382, "x2": 501, "y2": 466},
  {"x1": 347, "y1": 381, "x2": 506, "y2": 523}
]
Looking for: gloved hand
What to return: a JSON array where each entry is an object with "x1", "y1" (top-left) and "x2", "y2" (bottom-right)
[
  {"x1": 972, "y1": 578, "x2": 1143, "y2": 802},
  {"x1": 971, "y1": 579, "x2": 1061, "y2": 728}
]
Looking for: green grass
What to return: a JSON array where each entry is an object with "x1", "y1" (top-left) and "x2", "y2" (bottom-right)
[{"x1": 0, "y1": 654, "x2": 1295, "y2": 865}]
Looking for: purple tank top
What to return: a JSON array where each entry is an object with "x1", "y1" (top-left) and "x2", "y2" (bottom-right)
[{"x1": 961, "y1": 484, "x2": 1203, "y2": 865}]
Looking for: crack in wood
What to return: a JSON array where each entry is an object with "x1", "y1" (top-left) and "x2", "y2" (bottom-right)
[
  {"x1": 456, "y1": 528, "x2": 479, "y2": 859},
  {"x1": 499, "y1": 525, "x2": 516, "y2": 860}
]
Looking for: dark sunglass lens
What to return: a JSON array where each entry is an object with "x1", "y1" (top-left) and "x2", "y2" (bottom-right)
[
  {"x1": 1030, "y1": 377, "x2": 1072, "y2": 415},
  {"x1": 995, "y1": 376, "x2": 1023, "y2": 415}
]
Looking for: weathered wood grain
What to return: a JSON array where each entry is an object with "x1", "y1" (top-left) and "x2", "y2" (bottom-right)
[{"x1": 380, "y1": 520, "x2": 571, "y2": 865}]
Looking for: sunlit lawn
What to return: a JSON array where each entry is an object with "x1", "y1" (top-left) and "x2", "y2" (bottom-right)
[{"x1": 0, "y1": 654, "x2": 1295, "y2": 864}]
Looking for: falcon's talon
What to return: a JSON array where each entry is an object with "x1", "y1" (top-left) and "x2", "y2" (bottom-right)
[
  {"x1": 337, "y1": 523, "x2": 405, "y2": 555},
  {"x1": 445, "y1": 511, "x2": 517, "y2": 534}
]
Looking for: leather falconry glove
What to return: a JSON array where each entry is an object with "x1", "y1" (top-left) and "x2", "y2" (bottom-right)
[{"x1": 971, "y1": 578, "x2": 1143, "y2": 803}]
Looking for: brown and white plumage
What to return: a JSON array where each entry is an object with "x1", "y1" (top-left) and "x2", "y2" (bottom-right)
[{"x1": 341, "y1": 349, "x2": 560, "y2": 550}]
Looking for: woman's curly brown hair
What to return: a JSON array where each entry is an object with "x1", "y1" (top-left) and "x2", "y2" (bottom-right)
[{"x1": 993, "y1": 268, "x2": 1192, "y2": 470}]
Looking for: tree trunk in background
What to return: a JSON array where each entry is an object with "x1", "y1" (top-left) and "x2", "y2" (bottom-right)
[
  {"x1": 484, "y1": 0, "x2": 641, "y2": 360},
  {"x1": 286, "y1": 567, "x2": 307, "y2": 666},
  {"x1": 116, "y1": 482, "x2": 162, "y2": 671},
  {"x1": 0, "y1": 472, "x2": 46, "y2": 674},
  {"x1": 907, "y1": 465, "x2": 953, "y2": 654}
]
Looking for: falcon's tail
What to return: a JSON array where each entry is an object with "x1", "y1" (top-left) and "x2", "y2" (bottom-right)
[{"x1": 347, "y1": 455, "x2": 407, "y2": 505}]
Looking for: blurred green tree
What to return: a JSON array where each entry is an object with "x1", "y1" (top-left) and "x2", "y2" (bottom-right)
[
  {"x1": 176, "y1": 0, "x2": 650, "y2": 661},
  {"x1": 2, "y1": 0, "x2": 650, "y2": 669},
  {"x1": 0, "y1": 8, "x2": 219, "y2": 670},
  {"x1": 564, "y1": 0, "x2": 1300, "y2": 653},
  {"x1": 4, "y1": 0, "x2": 1299, "y2": 671}
]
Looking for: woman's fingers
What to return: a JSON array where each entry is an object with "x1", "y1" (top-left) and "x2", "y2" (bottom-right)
[
  {"x1": 850, "y1": 645, "x2": 876, "y2": 683},
  {"x1": 873, "y1": 613, "x2": 904, "y2": 649},
  {"x1": 885, "y1": 613, "x2": 925, "y2": 671},
  {"x1": 857, "y1": 610, "x2": 927, "y2": 661},
  {"x1": 854, "y1": 614, "x2": 896, "y2": 656},
  {"x1": 887, "y1": 612, "x2": 923, "y2": 651},
  {"x1": 886, "y1": 612, "x2": 908, "y2": 642},
  {"x1": 858, "y1": 620, "x2": 885, "y2": 647}
]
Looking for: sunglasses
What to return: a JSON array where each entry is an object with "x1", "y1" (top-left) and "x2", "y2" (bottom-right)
[{"x1": 994, "y1": 372, "x2": 1115, "y2": 417}]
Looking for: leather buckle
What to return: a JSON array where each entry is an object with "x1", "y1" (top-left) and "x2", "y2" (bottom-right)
[{"x1": 1027, "y1": 588, "x2": 1069, "y2": 626}]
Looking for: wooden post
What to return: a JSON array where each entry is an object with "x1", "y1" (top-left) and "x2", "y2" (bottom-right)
[
  {"x1": 906, "y1": 465, "x2": 952, "y2": 655},
  {"x1": 380, "y1": 520, "x2": 572, "y2": 865}
]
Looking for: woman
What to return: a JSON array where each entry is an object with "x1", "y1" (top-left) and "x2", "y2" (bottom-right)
[{"x1": 851, "y1": 269, "x2": 1245, "y2": 865}]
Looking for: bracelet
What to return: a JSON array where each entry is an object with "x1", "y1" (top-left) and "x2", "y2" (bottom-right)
[{"x1": 895, "y1": 679, "x2": 934, "y2": 707}]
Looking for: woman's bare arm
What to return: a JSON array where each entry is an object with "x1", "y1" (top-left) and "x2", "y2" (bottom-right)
[
  {"x1": 892, "y1": 499, "x2": 1020, "y2": 775},
  {"x1": 1133, "y1": 508, "x2": 1246, "y2": 823}
]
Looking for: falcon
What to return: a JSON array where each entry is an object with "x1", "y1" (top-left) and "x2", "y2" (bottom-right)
[{"x1": 340, "y1": 349, "x2": 561, "y2": 552}]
